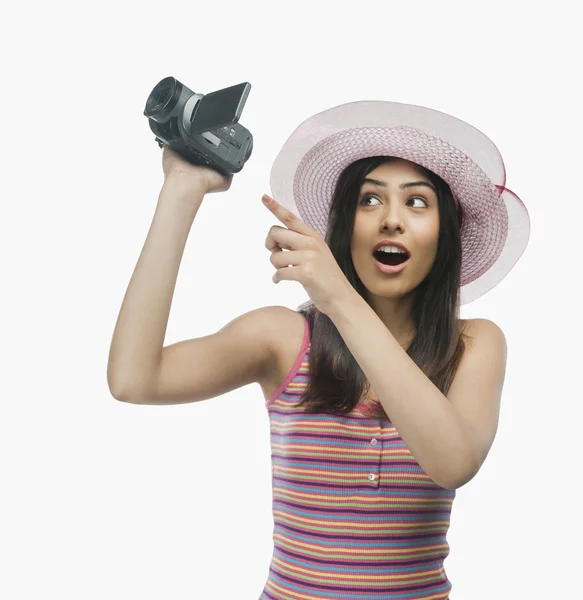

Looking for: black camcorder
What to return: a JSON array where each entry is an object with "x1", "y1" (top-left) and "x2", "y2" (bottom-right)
[{"x1": 144, "y1": 77, "x2": 253, "y2": 175}]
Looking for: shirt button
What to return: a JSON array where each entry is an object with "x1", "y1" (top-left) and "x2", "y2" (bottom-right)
[
  {"x1": 368, "y1": 473, "x2": 376, "y2": 481},
  {"x1": 370, "y1": 438, "x2": 377, "y2": 445}
]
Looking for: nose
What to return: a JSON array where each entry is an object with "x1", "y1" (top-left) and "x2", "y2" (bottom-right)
[{"x1": 379, "y1": 205, "x2": 405, "y2": 232}]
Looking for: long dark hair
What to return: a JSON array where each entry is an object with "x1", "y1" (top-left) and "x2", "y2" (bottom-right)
[{"x1": 295, "y1": 156, "x2": 470, "y2": 421}]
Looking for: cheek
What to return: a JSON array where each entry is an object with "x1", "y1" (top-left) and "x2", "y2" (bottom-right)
[
  {"x1": 349, "y1": 231, "x2": 367, "y2": 259},
  {"x1": 351, "y1": 220, "x2": 375, "y2": 256},
  {"x1": 350, "y1": 240, "x2": 371, "y2": 265},
  {"x1": 413, "y1": 223, "x2": 439, "y2": 255},
  {"x1": 416, "y1": 242, "x2": 440, "y2": 273}
]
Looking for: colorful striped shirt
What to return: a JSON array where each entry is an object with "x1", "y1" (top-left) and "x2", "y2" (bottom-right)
[{"x1": 260, "y1": 315, "x2": 455, "y2": 600}]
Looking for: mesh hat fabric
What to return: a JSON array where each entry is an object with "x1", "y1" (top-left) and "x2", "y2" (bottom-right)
[{"x1": 269, "y1": 100, "x2": 530, "y2": 305}]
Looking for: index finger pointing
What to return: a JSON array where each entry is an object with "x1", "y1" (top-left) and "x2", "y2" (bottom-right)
[{"x1": 262, "y1": 194, "x2": 314, "y2": 236}]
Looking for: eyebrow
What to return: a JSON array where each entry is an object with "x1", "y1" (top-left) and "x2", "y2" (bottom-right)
[{"x1": 362, "y1": 177, "x2": 437, "y2": 193}]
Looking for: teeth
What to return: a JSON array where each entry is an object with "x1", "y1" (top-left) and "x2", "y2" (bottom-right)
[{"x1": 377, "y1": 246, "x2": 406, "y2": 254}]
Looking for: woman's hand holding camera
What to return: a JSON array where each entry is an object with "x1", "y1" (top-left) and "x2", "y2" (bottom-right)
[{"x1": 162, "y1": 144, "x2": 233, "y2": 196}]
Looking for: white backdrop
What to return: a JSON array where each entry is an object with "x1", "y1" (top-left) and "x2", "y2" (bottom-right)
[{"x1": 2, "y1": 1, "x2": 582, "y2": 598}]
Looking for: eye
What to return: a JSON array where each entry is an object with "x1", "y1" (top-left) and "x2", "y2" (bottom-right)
[
  {"x1": 359, "y1": 194, "x2": 428, "y2": 207},
  {"x1": 359, "y1": 194, "x2": 381, "y2": 206},
  {"x1": 409, "y1": 196, "x2": 428, "y2": 208}
]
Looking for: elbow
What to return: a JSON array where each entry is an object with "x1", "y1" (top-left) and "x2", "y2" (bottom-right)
[
  {"x1": 107, "y1": 370, "x2": 153, "y2": 404},
  {"x1": 440, "y1": 458, "x2": 481, "y2": 491},
  {"x1": 112, "y1": 392, "x2": 143, "y2": 404},
  {"x1": 441, "y1": 473, "x2": 475, "y2": 491},
  {"x1": 108, "y1": 382, "x2": 148, "y2": 404}
]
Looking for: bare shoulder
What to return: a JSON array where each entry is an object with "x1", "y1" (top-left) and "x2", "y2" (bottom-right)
[
  {"x1": 461, "y1": 317, "x2": 507, "y2": 355},
  {"x1": 256, "y1": 305, "x2": 306, "y2": 346},
  {"x1": 257, "y1": 305, "x2": 308, "y2": 401},
  {"x1": 462, "y1": 317, "x2": 506, "y2": 338}
]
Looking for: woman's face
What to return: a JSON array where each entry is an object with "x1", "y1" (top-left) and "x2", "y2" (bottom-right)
[{"x1": 350, "y1": 159, "x2": 441, "y2": 303}]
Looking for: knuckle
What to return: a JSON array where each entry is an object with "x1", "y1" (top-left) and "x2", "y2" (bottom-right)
[
  {"x1": 265, "y1": 227, "x2": 278, "y2": 247},
  {"x1": 306, "y1": 263, "x2": 314, "y2": 276}
]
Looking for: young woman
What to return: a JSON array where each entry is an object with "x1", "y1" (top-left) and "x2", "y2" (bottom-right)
[{"x1": 107, "y1": 100, "x2": 530, "y2": 599}]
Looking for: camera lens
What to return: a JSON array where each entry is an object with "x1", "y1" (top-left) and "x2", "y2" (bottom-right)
[{"x1": 144, "y1": 77, "x2": 179, "y2": 119}]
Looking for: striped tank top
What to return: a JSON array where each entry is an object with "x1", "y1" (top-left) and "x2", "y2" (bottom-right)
[{"x1": 259, "y1": 315, "x2": 455, "y2": 600}]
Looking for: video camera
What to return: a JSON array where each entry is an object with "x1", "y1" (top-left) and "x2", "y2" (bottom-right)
[{"x1": 144, "y1": 77, "x2": 253, "y2": 175}]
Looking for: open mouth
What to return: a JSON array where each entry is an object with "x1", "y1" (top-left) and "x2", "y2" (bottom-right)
[{"x1": 372, "y1": 250, "x2": 410, "y2": 266}]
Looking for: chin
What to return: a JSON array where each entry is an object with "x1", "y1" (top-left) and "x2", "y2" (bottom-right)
[
  {"x1": 363, "y1": 278, "x2": 409, "y2": 298},
  {"x1": 366, "y1": 268, "x2": 422, "y2": 295}
]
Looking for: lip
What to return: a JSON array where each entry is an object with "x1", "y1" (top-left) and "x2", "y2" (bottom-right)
[{"x1": 373, "y1": 255, "x2": 411, "y2": 274}]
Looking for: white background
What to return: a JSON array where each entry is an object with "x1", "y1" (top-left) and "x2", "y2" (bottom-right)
[{"x1": 2, "y1": 1, "x2": 582, "y2": 598}]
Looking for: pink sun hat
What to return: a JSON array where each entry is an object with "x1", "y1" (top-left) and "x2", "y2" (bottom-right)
[{"x1": 269, "y1": 100, "x2": 530, "y2": 305}]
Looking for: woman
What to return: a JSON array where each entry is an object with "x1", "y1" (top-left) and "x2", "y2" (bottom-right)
[{"x1": 107, "y1": 100, "x2": 530, "y2": 599}]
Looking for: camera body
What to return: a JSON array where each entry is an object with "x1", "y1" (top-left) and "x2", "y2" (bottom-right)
[{"x1": 144, "y1": 77, "x2": 253, "y2": 175}]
